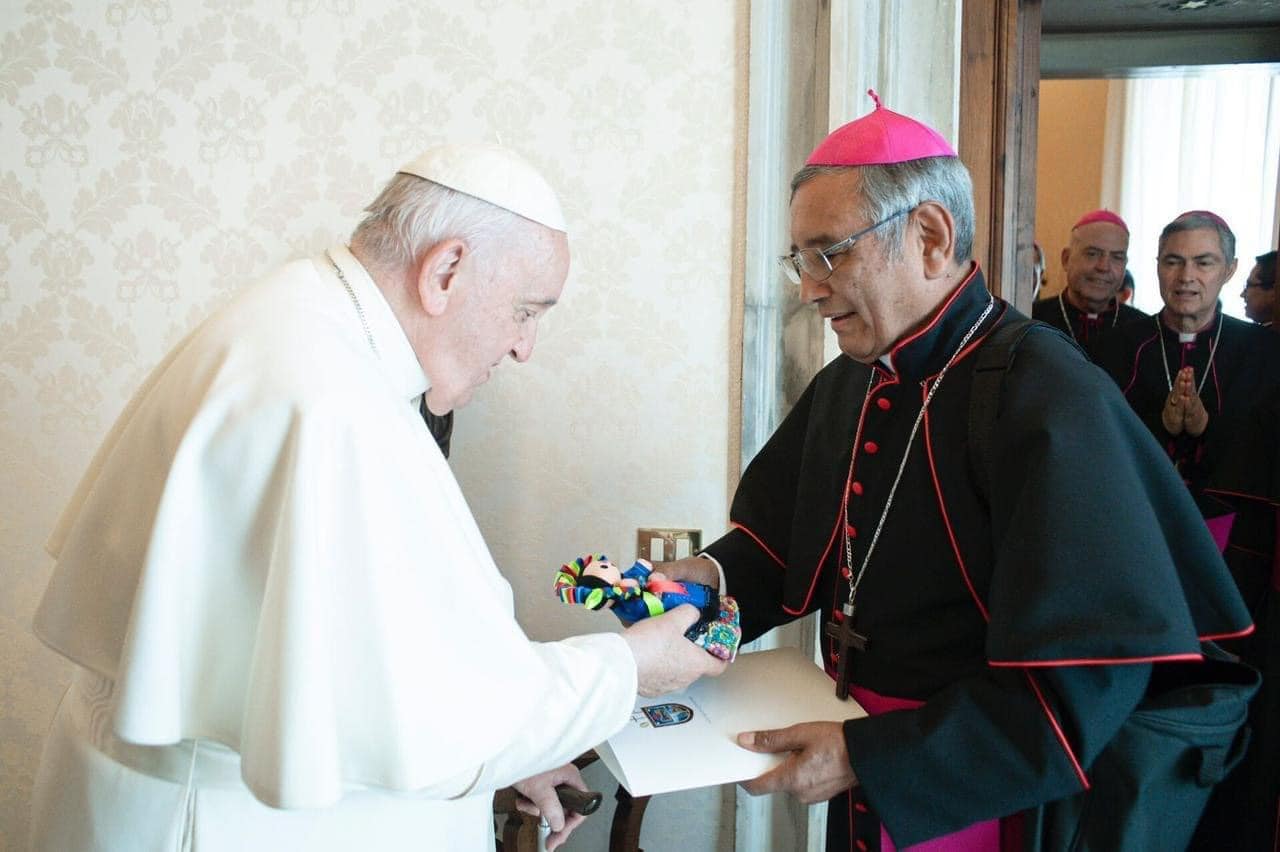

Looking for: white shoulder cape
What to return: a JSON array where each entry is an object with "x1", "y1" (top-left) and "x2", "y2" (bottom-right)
[{"x1": 34, "y1": 246, "x2": 635, "y2": 808}]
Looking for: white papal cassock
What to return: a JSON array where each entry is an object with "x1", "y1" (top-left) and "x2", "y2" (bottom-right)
[{"x1": 29, "y1": 245, "x2": 636, "y2": 851}]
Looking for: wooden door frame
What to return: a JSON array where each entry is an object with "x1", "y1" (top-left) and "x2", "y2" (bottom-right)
[{"x1": 959, "y1": 0, "x2": 1042, "y2": 312}]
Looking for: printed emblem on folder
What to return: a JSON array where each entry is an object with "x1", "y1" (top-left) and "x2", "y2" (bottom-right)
[{"x1": 641, "y1": 703, "x2": 693, "y2": 728}]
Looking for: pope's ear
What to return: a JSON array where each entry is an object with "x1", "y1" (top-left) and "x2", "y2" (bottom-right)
[
  {"x1": 913, "y1": 202, "x2": 955, "y2": 278},
  {"x1": 416, "y1": 238, "x2": 467, "y2": 316}
]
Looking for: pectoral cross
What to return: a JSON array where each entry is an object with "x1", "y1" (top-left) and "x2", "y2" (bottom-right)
[{"x1": 824, "y1": 603, "x2": 868, "y2": 700}]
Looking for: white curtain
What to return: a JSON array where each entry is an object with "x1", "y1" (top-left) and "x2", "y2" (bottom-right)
[{"x1": 1100, "y1": 68, "x2": 1280, "y2": 318}]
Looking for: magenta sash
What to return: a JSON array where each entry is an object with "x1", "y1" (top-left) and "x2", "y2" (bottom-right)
[
  {"x1": 1204, "y1": 512, "x2": 1236, "y2": 554},
  {"x1": 850, "y1": 685, "x2": 1005, "y2": 852}
]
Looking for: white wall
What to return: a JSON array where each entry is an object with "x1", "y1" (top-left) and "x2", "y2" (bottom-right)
[{"x1": 0, "y1": 2, "x2": 740, "y2": 848}]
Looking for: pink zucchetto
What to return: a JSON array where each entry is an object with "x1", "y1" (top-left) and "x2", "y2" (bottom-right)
[
  {"x1": 1176, "y1": 209, "x2": 1232, "y2": 231},
  {"x1": 805, "y1": 90, "x2": 957, "y2": 167},
  {"x1": 1072, "y1": 209, "x2": 1128, "y2": 234}
]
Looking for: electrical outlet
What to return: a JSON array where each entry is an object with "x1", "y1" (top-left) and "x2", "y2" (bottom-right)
[{"x1": 636, "y1": 527, "x2": 702, "y2": 562}]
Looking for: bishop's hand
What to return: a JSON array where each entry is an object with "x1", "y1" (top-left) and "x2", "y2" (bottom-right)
[
  {"x1": 1179, "y1": 367, "x2": 1209, "y2": 437},
  {"x1": 1162, "y1": 383, "x2": 1185, "y2": 435},
  {"x1": 622, "y1": 604, "x2": 727, "y2": 696},
  {"x1": 736, "y1": 722, "x2": 858, "y2": 804}
]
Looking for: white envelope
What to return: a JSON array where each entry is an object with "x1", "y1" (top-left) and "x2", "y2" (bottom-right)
[{"x1": 594, "y1": 647, "x2": 866, "y2": 797}]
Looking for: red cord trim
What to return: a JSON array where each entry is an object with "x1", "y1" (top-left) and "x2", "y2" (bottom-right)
[
  {"x1": 990, "y1": 652, "x2": 1205, "y2": 667},
  {"x1": 887, "y1": 264, "x2": 980, "y2": 364},
  {"x1": 1204, "y1": 487, "x2": 1280, "y2": 507},
  {"x1": 729, "y1": 522, "x2": 786, "y2": 570},
  {"x1": 1200, "y1": 624, "x2": 1255, "y2": 642},
  {"x1": 784, "y1": 373, "x2": 897, "y2": 615},
  {"x1": 1022, "y1": 669, "x2": 1090, "y2": 790},
  {"x1": 923, "y1": 402, "x2": 990, "y2": 621},
  {"x1": 1122, "y1": 332, "x2": 1158, "y2": 395}
]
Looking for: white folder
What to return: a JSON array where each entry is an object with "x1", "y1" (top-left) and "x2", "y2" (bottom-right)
[{"x1": 594, "y1": 647, "x2": 867, "y2": 797}]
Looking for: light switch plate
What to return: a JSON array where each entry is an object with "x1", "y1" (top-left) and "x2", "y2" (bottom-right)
[{"x1": 636, "y1": 527, "x2": 702, "y2": 562}]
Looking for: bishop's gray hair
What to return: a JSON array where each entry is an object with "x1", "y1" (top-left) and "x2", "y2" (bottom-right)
[
  {"x1": 350, "y1": 173, "x2": 536, "y2": 273},
  {"x1": 1158, "y1": 212, "x2": 1237, "y2": 262},
  {"x1": 791, "y1": 156, "x2": 976, "y2": 263}
]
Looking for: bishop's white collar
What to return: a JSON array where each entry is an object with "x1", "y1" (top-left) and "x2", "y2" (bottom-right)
[{"x1": 324, "y1": 244, "x2": 430, "y2": 404}]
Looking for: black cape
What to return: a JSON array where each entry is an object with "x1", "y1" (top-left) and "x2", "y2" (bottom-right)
[
  {"x1": 1031, "y1": 292, "x2": 1145, "y2": 360},
  {"x1": 705, "y1": 267, "x2": 1251, "y2": 849},
  {"x1": 1096, "y1": 311, "x2": 1280, "y2": 850}
]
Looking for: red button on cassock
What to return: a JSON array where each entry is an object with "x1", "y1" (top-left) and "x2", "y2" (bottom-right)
[
  {"x1": 864, "y1": 441, "x2": 879, "y2": 454},
  {"x1": 877, "y1": 397, "x2": 891, "y2": 410},
  {"x1": 846, "y1": 524, "x2": 857, "y2": 539},
  {"x1": 851, "y1": 481, "x2": 864, "y2": 496}
]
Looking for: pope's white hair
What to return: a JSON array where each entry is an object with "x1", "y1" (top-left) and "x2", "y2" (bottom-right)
[
  {"x1": 791, "y1": 157, "x2": 976, "y2": 263},
  {"x1": 351, "y1": 173, "x2": 538, "y2": 272}
]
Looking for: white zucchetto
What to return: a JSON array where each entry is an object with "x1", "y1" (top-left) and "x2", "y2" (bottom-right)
[{"x1": 398, "y1": 144, "x2": 566, "y2": 232}]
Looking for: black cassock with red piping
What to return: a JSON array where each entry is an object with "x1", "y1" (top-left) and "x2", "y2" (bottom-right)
[{"x1": 702, "y1": 267, "x2": 1252, "y2": 851}]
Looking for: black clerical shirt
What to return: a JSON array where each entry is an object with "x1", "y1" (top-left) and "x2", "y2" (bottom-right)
[{"x1": 1031, "y1": 293, "x2": 1144, "y2": 360}]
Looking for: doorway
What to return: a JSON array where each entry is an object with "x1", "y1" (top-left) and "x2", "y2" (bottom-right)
[{"x1": 1036, "y1": 0, "x2": 1280, "y2": 320}]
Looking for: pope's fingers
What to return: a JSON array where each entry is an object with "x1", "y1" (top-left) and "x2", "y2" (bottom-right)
[
  {"x1": 653, "y1": 556, "x2": 720, "y2": 588},
  {"x1": 664, "y1": 603, "x2": 702, "y2": 630},
  {"x1": 701, "y1": 653, "x2": 729, "y2": 677},
  {"x1": 516, "y1": 789, "x2": 567, "y2": 832},
  {"x1": 545, "y1": 812, "x2": 588, "y2": 851},
  {"x1": 513, "y1": 766, "x2": 584, "y2": 832}
]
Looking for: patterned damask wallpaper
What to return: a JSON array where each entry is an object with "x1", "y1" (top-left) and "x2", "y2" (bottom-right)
[{"x1": 0, "y1": 1, "x2": 741, "y2": 847}]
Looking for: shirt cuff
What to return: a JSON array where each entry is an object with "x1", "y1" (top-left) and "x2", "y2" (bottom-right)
[{"x1": 698, "y1": 552, "x2": 727, "y2": 595}]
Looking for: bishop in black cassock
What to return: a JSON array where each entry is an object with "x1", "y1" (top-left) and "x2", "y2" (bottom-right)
[
  {"x1": 1095, "y1": 210, "x2": 1280, "y2": 851},
  {"x1": 1030, "y1": 209, "x2": 1144, "y2": 359},
  {"x1": 658, "y1": 102, "x2": 1251, "y2": 851}
]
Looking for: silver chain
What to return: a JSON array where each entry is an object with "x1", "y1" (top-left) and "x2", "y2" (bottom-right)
[
  {"x1": 1155, "y1": 311, "x2": 1221, "y2": 396},
  {"x1": 326, "y1": 249, "x2": 379, "y2": 358},
  {"x1": 842, "y1": 296, "x2": 996, "y2": 611},
  {"x1": 1057, "y1": 291, "x2": 1117, "y2": 345}
]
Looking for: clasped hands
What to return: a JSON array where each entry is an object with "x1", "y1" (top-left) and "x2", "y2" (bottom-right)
[{"x1": 1162, "y1": 365, "x2": 1209, "y2": 437}]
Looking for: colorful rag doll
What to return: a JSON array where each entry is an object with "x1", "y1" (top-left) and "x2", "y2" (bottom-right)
[{"x1": 554, "y1": 554, "x2": 741, "y2": 662}]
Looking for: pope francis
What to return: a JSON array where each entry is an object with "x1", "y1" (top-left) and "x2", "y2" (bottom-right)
[{"x1": 27, "y1": 144, "x2": 724, "y2": 851}]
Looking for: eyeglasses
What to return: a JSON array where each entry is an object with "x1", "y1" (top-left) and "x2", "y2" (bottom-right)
[{"x1": 777, "y1": 208, "x2": 911, "y2": 285}]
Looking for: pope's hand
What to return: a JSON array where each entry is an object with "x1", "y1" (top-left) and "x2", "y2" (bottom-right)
[
  {"x1": 737, "y1": 722, "x2": 858, "y2": 804},
  {"x1": 651, "y1": 556, "x2": 720, "y2": 590},
  {"x1": 623, "y1": 604, "x2": 727, "y2": 696},
  {"x1": 512, "y1": 763, "x2": 589, "y2": 851}
]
